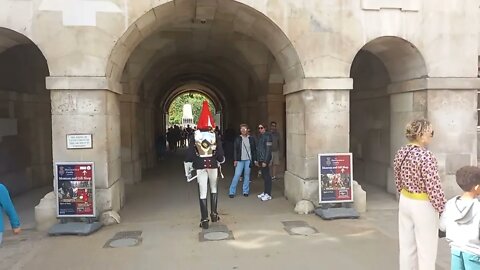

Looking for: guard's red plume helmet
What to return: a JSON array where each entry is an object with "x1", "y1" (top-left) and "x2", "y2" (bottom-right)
[{"x1": 196, "y1": 100, "x2": 216, "y2": 130}]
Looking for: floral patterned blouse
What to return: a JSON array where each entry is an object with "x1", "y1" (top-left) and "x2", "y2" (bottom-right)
[{"x1": 393, "y1": 144, "x2": 446, "y2": 213}]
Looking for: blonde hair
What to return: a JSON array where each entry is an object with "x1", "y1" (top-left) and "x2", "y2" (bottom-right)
[{"x1": 405, "y1": 119, "x2": 433, "y2": 141}]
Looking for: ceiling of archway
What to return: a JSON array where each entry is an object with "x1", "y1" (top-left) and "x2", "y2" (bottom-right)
[
  {"x1": 122, "y1": 26, "x2": 277, "y2": 104},
  {"x1": 361, "y1": 37, "x2": 427, "y2": 82},
  {"x1": 112, "y1": 0, "x2": 302, "y2": 105},
  {"x1": 0, "y1": 28, "x2": 31, "y2": 54}
]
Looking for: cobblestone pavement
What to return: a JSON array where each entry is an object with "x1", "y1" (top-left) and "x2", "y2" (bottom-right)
[{"x1": 1, "y1": 151, "x2": 451, "y2": 270}]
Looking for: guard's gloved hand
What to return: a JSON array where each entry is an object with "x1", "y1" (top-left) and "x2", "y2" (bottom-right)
[{"x1": 184, "y1": 162, "x2": 193, "y2": 181}]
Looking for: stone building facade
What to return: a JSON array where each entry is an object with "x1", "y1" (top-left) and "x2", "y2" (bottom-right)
[{"x1": 0, "y1": 0, "x2": 478, "y2": 217}]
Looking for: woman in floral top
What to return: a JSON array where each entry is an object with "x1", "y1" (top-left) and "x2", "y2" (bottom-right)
[{"x1": 393, "y1": 119, "x2": 446, "y2": 270}]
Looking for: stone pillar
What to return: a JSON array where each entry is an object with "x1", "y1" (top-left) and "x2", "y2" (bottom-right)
[
  {"x1": 283, "y1": 78, "x2": 352, "y2": 205},
  {"x1": 119, "y1": 94, "x2": 142, "y2": 184},
  {"x1": 143, "y1": 104, "x2": 156, "y2": 169},
  {"x1": 259, "y1": 93, "x2": 284, "y2": 127},
  {"x1": 388, "y1": 78, "x2": 480, "y2": 198},
  {"x1": 261, "y1": 93, "x2": 285, "y2": 170},
  {"x1": 245, "y1": 101, "x2": 259, "y2": 128},
  {"x1": 239, "y1": 103, "x2": 249, "y2": 126},
  {"x1": 47, "y1": 76, "x2": 124, "y2": 215}
]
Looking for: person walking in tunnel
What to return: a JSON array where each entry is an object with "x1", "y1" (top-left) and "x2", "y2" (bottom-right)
[
  {"x1": 0, "y1": 183, "x2": 21, "y2": 246},
  {"x1": 256, "y1": 123, "x2": 273, "y2": 201},
  {"x1": 393, "y1": 119, "x2": 446, "y2": 270},
  {"x1": 155, "y1": 133, "x2": 167, "y2": 160},
  {"x1": 269, "y1": 121, "x2": 282, "y2": 180},
  {"x1": 228, "y1": 124, "x2": 256, "y2": 198},
  {"x1": 184, "y1": 101, "x2": 225, "y2": 229}
]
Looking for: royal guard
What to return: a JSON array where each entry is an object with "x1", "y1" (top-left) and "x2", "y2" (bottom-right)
[{"x1": 184, "y1": 101, "x2": 225, "y2": 229}]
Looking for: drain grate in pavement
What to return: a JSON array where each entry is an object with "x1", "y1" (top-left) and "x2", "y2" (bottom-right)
[
  {"x1": 282, "y1": 220, "x2": 318, "y2": 236},
  {"x1": 199, "y1": 223, "x2": 234, "y2": 242},
  {"x1": 104, "y1": 231, "x2": 143, "y2": 248}
]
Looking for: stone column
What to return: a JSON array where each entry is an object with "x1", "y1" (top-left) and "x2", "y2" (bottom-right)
[
  {"x1": 246, "y1": 101, "x2": 259, "y2": 128},
  {"x1": 388, "y1": 78, "x2": 480, "y2": 198},
  {"x1": 239, "y1": 103, "x2": 249, "y2": 126},
  {"x1": 259, "y1": 93, "x2": 284, "y2": 126},
  {"x1": 47, "y1": 76, "x2": 124, "y2": 215},
  {"x1": 283, "y1": 78, "x2": 352, "y2": 205},
  {"x1": 119, "y1": 94, "x2": 142, "y2": 184},
  {"x1": 260, "y1": 93, "x2": 285, "y2": 169},
  {"x1": 143, "y1": 104, "x2": 156, "y2": 169}
]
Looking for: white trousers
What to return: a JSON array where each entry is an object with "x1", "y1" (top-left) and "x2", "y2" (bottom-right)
[
  {"x1": 399, "y1": 194, "x2": 439, "y2": 270},
  {"x1": 197, "y1": 169, "x2": 218, "y2": 199}
]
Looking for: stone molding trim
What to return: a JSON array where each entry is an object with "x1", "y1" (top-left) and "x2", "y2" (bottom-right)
[
  {"x1": 38, "y1": 0, "x2": 122, "y2": 27},
  {"x1": 387, "y1": 77, "x2": 480, "y2": 94},
  {"x1": 361, "y1": 0, "x2": 420, "y2": 12},
  {"x1": 283, "y1": 78, "x2": 353, "y2": 95},
  {"x1": 46, "y1": 76, "x2": 122, "y2": 94},
  {"x1": 119, "y1": 94, "x2": 141, "y2": 103},
  {"x1": 257, "y1": 94, "x2": 285, "y2": 103}
]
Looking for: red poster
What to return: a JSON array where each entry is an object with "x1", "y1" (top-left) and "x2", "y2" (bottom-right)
[
  {"x1": 56, "y1": 162, "x2": 95, "y2": 217},
  {"x1": 318, "y1": 153, "x2": 353, "y2": 203}
]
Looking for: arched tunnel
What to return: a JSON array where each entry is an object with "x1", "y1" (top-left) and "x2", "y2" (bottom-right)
[{"x1": 112, "y1": 1, "x2": 301, "y2": 185}]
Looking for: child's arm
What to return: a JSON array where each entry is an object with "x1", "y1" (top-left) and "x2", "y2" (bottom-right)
[{"x1": 0, "y1": 184, "x2": 21, "y2": 230}]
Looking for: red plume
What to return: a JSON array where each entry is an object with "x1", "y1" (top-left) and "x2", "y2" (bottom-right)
[{"x1": 196, "y1": 101, "x2": 216, "y2": 130}]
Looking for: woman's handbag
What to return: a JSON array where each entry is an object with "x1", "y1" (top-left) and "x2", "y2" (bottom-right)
[{"x1": 242, "y1": 139, "x2": 254, "y2": 168}]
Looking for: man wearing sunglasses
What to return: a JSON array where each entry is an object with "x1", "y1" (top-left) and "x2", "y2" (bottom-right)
[{"x1": 255, "y1": 124, "x2": 273, "y2": 201}]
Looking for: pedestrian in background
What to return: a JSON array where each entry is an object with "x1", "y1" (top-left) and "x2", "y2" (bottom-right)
[
  {"x1": 393, "y1": 119, "x2": 446, "y2": 270},
  {"x1": 256, "y1": 123, "x2": 273, "y2": 201},
  {"x1": 269, "y1": 121, "x2": 281, "y2": 180},
  {"x1": 0, "y1": 183, "x2": 21, "y2": 246}
]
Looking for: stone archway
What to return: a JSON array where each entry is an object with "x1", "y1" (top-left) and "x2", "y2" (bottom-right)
[
  {"x1": 108, "y1": 0, "x2": 305, "y2": 207},
  {"x1": 350, "y1": 36, "x2": 428, "y2": 194},
  {"x1": 0, "y1": 28, "x2": 52, "y2": 200},
  {"x1": 161, "y1": 82, "x2": 226, "y2": 131}
]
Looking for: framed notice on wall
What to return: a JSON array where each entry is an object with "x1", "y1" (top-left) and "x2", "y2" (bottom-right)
[
  {"x1": 66, "y1": 134, "x2": 93, "y2": 149},
  {"x1": 55, "y1": 162, "x2": 96, "y2": 218},
  {"x1": 318, "y1": 153, "x2": 353, "y2": 203}
]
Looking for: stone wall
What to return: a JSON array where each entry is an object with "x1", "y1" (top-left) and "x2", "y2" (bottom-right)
[{"x1": 0, "y1": 0, "x2": 478, "y2": 209}]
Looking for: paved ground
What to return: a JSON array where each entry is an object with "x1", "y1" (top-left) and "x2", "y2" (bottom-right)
[{"x1": 1, "y1": 150, "x2": 451, "y2": 270}]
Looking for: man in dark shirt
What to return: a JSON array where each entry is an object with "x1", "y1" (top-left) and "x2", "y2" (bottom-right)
[{"x1": 255, "y1": 123, "x2": 273, "y2": 201}]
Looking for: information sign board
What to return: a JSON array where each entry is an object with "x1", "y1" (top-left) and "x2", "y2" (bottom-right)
[
  {"x1": 318, "y1": 153, "x2": 353, "y2": 203},
  {"x1": 55, "y1": 162, "x2": 95, "y2": 217}
]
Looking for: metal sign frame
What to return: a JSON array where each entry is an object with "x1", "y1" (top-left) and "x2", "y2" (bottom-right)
[
  {"x1": 318, "y1": 153, "x2": 354, "y2": 203},
  {"x1": 55, "y1": 162, "x2": 96, "y2": 218}
]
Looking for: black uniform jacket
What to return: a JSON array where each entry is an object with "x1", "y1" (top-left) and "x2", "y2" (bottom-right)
[{"x1": 185, "y1": 133, "x2": 225, "y2": 170}]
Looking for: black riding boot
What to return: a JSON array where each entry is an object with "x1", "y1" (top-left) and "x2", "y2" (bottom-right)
[
  {"x1": 199, "y1": 198, "x2": 209, "y2": 229},
  {"x1": 210, "y1": 193, "x2": 220, "y2": 222}
]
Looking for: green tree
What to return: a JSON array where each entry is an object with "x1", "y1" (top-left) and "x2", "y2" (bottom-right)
[{"x1": 168, "y1": 92, "x2": 215, "y2": 126}]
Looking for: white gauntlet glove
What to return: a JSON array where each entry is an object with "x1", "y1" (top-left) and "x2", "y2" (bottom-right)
[{"x1": 184, "y1": 162, "x2": 194, "y2": 181}]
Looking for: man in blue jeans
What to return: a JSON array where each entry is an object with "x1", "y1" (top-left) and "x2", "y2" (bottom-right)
[
  {"x1": 229, "y1": 124, "x2": 256, "y2": 198},
  {"x1": 0, "y1": 183, "x2": 21, "y2": 245}
]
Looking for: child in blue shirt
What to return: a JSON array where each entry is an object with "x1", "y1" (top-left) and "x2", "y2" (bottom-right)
[
  {"x1": 439, "y1": 166, "x2": 480, "y2": 270},
  {"x1": 0, "y1": 183, "x2": 21, "y2": 245}
]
